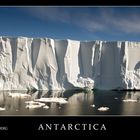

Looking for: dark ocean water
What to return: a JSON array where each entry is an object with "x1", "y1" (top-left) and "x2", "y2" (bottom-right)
[{"x1": 0, "y1": 90, "x2": 140, "y2": 115}]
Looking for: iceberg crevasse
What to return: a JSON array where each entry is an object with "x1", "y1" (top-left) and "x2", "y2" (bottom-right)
[{"x1": 0, "y1": 37, "x2": 140, "y2": 90}]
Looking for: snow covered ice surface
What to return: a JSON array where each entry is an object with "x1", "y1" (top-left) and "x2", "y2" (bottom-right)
[{"x1": 0, "y1": 37, "x2": 140, "y2": 90}]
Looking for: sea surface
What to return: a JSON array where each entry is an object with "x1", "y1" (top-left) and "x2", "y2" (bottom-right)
[{"x1": 0, "y1": 90, "x2": 140, "y2": 115}]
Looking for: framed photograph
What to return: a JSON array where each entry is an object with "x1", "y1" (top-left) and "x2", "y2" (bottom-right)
[{"x1": 0, "y1": 0, "x2": 140, "y2": 137}]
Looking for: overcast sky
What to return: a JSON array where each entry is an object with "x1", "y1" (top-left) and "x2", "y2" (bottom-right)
[{"x1": 0, "y1": 7, "x2": 140, "y2": 41}]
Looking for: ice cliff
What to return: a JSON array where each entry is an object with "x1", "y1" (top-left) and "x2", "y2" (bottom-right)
[{"x1": 0, "y1": 37, "x2": 140, "y2": 91}]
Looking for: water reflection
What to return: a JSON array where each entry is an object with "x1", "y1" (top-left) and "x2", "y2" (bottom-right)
[
  {"x1": 0, "y1": 90, "x2": 140, "y2": 115},
  {"x1": 64, "y1": 92, "x2": 94, "y2": 115},
  {"x1": 122, "y1": 91, "x2": 140, "y2": 115}
]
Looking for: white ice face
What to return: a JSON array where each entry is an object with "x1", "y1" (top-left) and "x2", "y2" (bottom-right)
[{"x1": 0, "y1": 37, "x2": 140, "y2": 91}]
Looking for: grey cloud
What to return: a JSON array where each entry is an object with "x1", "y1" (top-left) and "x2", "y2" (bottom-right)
[
  {"x1": 25, "y1": 7, "x2": 71, "y2": 23},
  {"x1": 23, "y1": 7, "x2": 140, "y2": 34}
]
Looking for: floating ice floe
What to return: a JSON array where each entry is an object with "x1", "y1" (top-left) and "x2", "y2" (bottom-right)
[
  {"x1": 8, "y1": 93, "x2": 31, "y2": 98},
  {"x1": 114, "y1": 97, "x2": 118, "y2": 100},
  {"x1": 25, "y1": 101, "x2": 45, "y2": 109},
  {"x1": 98, "y1": 107, "x2": 109, "y2": 111},
  {"x1": 35, "y1": 98, "x2": 68, "y2": 104},
  {"x1": 0, "y1": 107, "x2": 6, "y2": 111},
  {"x1": 90, "y1": 104, "x2": 95, "y2": 107},
  {"x1": 123, "y1": 99, "x2": 137, "y2": 102}
]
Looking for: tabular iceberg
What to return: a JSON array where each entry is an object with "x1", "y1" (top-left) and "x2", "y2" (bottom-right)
[{"x1": 0, "y1": 37, "x2": 140, "y2": 91}]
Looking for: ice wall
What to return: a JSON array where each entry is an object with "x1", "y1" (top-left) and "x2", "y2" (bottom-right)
[{"x1": 0, "y1": 37, "x2": 140, "y2": 91}]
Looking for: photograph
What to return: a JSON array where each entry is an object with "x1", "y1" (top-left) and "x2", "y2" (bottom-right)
[{"x1": 0, "y1": 5, "x2": 140, "y2": 137}]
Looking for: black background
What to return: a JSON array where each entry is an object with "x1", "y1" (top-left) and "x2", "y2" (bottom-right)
[
  {"x1": 0, "y1": 0, "x2": 140, "y2": 138},
  {"x1": 0, "y1": 0, "x2": 139, "y2": 6},
  {"x1": 0, "y1": 116, "x2": 140, "y2": 137}
]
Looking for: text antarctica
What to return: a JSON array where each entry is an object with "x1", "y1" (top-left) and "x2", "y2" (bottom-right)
[{"x1": 38, "y1": 123, "x2": 106, "y2": 131}]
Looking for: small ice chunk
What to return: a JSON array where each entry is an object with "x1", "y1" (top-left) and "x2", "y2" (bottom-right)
[
  {"x1": 43, "y1": 105, "x2": 49, "y2": 109},
  {"x1": 25, "y1": 101, "x2": 37, "y2": 104},
  {"x1": 90, "y1": 104, "x2": 95, "y2": 107},
  {"x1": 0, "y1": 107, "x2": 6, "y2": 111},
  {"x1": 114, "y1": 97, "x2": 118, "y2": 100},
  {"x1": 123, "y1": 99, "x2": 137, "y2": 102},
  {"x1": 98, "y1": 107, "x2": 109, "y2": 111}
]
